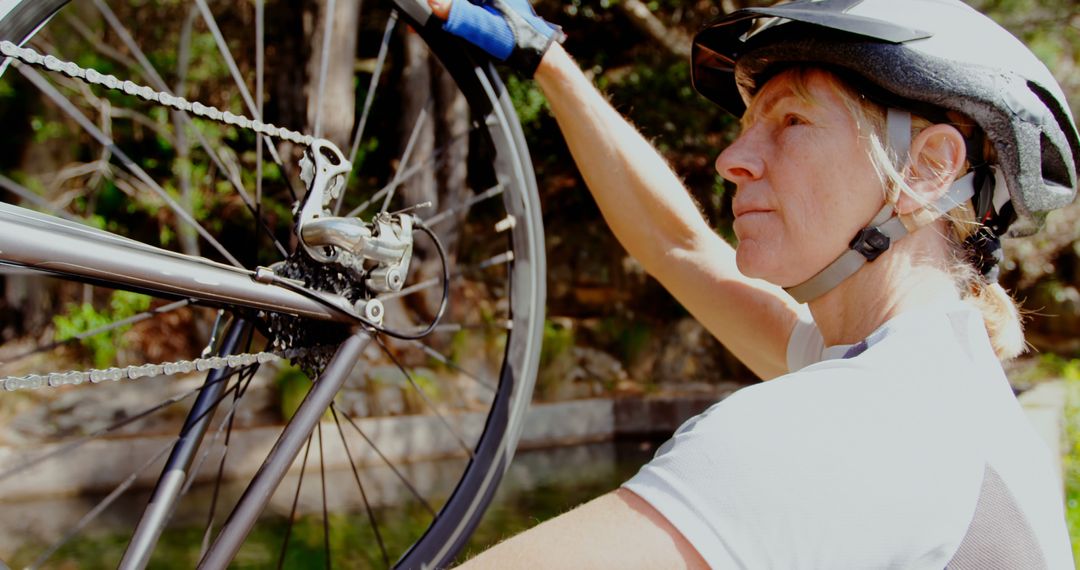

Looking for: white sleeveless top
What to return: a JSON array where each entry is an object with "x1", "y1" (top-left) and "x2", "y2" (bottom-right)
[{"x1": 623, "y1": 303, "x2": 1073, "y2": 569}]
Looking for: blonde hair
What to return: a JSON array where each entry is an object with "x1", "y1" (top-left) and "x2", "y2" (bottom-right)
[{"x1": 777, "y1": 68, "x2": 1025, "y2": 360}]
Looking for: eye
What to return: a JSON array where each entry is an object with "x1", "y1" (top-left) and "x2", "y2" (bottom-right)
[{"x1": 782, "y1": 113, "x2": 807, "y2": 127}]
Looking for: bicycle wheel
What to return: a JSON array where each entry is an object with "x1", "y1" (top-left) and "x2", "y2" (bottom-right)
[{"x1": 0, "y1": 1, "x2": 544, "y2": 568}]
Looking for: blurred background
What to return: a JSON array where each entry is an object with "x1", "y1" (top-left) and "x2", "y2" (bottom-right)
[{"x1": 0, "y1": 0, "x2": 1078, "y2": 567}]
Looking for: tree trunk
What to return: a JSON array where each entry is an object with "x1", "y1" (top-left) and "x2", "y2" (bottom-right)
[
  {"x1": 266, "y1": 0, "x2": 359, "y2": 206},
  {"x1": 265, "y1": 1, "x2": 311, "y2": 183},
  {"x1": 400, "y1": 31, "x2": 437, "y2": 213},
  {"x1": 433, "y1": 59, "x2": 470, "y2": 258},
  {"x1": 399, "y1": 31, "x2": 469, "y2": 320},
  {"x1": 305, "y1": 0, "x2": 361, "y2": 152},
  {"x1": 173, "y1": 4, "x2": 199, "y2": 257}
]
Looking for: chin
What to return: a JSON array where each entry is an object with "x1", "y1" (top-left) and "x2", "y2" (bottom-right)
[
  {"x1": 734, "y1": 243, "x2": 770, "y2": 280},
  {"x1": 735, "y1": 245, "x2": 802, "y2": 287}
]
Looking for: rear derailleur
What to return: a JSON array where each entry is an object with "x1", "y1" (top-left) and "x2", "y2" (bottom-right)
[{"x1": 258, "y1": 139, "x2": 434, "y2": 374}]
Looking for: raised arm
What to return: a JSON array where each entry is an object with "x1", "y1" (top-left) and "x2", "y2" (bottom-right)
[
  {"x1": 429, "y1": 0, "x2": 806, "y2": 379},
  {"x1": 533, "y1": 44, "x2": 802, "y2": 378},
  {"x1": 456, "y1": 488, "x2": 709, "y2": 569}
]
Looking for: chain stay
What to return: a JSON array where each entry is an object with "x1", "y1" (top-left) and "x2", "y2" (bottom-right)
[{"x1": 0, "y1": 40, "x2": 314, "y2": 146}]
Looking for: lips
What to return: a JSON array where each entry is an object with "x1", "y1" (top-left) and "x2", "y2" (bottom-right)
[{"x1": 732, "y1": 201, "x2": 773, "y2": 218}]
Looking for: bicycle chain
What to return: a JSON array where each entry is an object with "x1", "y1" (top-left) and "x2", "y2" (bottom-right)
[
  {"x1": 0, "y1": 40, "x2": 316, "y2": 147},
  {"x1": 0, "y1": 42, "x2": 351, "y2": 392},
  {"x1": 0, "y1": 345, "x2": 340, "y2": 392}
]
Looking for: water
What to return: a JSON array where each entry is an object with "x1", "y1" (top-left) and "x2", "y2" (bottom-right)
[{"x1": 3, "y1": 439, "x2": 660, "y2": 568}]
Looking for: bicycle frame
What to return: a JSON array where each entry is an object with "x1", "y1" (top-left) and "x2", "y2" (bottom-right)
[
  {"x1": 0, "y1": 0, "x2": 441, "y2": 327},
  {"x1": 1, "y1": 193, "x2": 366, "y2": 570},
  {"x1": 0, "y1": 201, "x2": 355, "y2": 323}
]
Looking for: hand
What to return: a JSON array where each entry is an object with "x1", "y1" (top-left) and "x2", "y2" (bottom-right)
[
  {"x1": 428, "y1": 0, "x2": 452, "y2": 19},
  {"x1": 427, "y1": 0, "x2": 564, "y2": 76}
]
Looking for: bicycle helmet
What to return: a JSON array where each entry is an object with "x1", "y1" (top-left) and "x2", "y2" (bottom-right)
[{"x1": 692, "y1": 0, "x2": 1079, "y2": 302}]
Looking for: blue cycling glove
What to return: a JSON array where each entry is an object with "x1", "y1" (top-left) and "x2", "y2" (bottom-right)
[{"x1": 442, "y1": 0, "x2": 565, "y2": 76}]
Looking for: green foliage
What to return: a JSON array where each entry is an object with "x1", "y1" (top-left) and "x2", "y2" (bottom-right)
[
  {"x1": 1012, "y1": 354, "x2": 1080, "y2": 389},
  {"x1": 402, "y1": 369, "x2": 441, "y2": 413},
  {"x1": 712, "y1": 175, "x2": 737, "y2": 244},
  {"x1": 1060, "y1": 362, "x2": 1080, "y2": 567},
  {"x1": 507, "y1": 75, "x2": 549, "y2": 131},
  {"x1": 52, "y1": 290, "x2": 152, "y2": 368},
  {"x1": 349, "y1": 137, "x2": 380, "y2": 179},
  {"x1": 30, "y1": 117, "x2": 65, "y2": 143},
  {"x1": 535, "y1": 318, "x2": 576, "y2": 400},
  {"x1": 539, "y1": 318, "x2": 575, "y2": 369},
  {"x1": 275, "y1": 366, "x2": 334, "y2": 422},
  {"x1": 276, "y1": 366, "x2": 309, "y2": 421},
  {"x1": 0, "y1": 75, "x2": 14, "y2": 99},
  {"x1": 591, "y1": 316, "x2": 651, "y2": 365},
  {"x1": 971, "y1": 0, "x2": 1080, "y2": 119}
]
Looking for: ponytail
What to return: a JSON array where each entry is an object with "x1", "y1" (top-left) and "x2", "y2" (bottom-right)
[
  {"x1": 965, "y1": 279, "x2": 1026, "y2": 360},
  {"x1": 946, "y1": 206, "x2": 1026, "y2": 361}
]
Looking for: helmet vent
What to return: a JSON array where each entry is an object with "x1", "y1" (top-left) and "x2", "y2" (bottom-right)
[
  {"x1": 1027, "y1": 80, "x2": 1080, "y2": 181},
  {"x1": 1040, "y1": 131, "x2": 1073, "y2": 191}
]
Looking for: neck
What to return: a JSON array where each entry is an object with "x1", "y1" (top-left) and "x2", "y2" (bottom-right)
[{"x1": 807, "y1": 225, "x2": 961, "y2": 347}]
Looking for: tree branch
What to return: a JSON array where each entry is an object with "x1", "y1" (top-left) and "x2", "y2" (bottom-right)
[{"x1": 616, "y1": 0, "x2": 691, "y2": 60}]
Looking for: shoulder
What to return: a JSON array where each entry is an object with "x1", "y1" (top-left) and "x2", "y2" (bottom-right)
[{"x1": 624, "y1": 359, "x2": 985, "y2": 568}]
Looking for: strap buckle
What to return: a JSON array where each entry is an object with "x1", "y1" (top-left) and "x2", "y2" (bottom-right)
[{"x1": 848, "y1": 226, "x2": 890, "y2": 261}]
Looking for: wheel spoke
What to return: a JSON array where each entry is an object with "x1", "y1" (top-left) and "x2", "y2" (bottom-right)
[
  {"x1": 377, "y1": 247, "x2": 512, "y2": 304},
  {"x1": 376, "y1": 276, "x2": 441, "y2": 302},
  {"x1": 275, "y1": 435, "x2": 314, "y2": 570},
  {"x1": 192, "y1": 368, "x2": 259, "y2": 556},
  {"x1": 331, "y1": 403, "x2": 437, "y2": 516},
  {"x1": 317, "y1": 422, "x2": 332, "y2": 569},
  {"x1": 345, "y1": 126, "x2": 471, "y2": 218},
  {"x1": 338, "y1": 10, "x2": 398, "y2": 216},
  {"x1": 346, "y1": 10, "x2": 396, "y2": 164},
  {"x1": 398, "y1": 321, "x2": 512, "y2": 336},
  {"x1": 312, "y1": 0, "x2": 337, "y2": 139},
  {"x1": 3, "y1": 299, "x2": 192, "y2": 365},
  {"x1": 91, "y1": 0, "x2": 168, "y2": 93},
  {"x1": 172, "y1": 6, "x2": 198, "y2": 257},
  {"x1": 328, "y1": 406, "x2": 391, "y2": 568},
  {"x1": 256, "y1": 0, "x2": 266, "y2": 259},
  {"x1": 383, "y1": 250, "x2": 513, "y2": 304},
  {"x1": 375, "y1": 336, "x2": 474, "y2": 458},
  {"x1": 192, "y1": 0, "x2": 292, "y2": 179},
  {"x1": 473, "y1": 250, "x2": 515, "y2": 271},
  {"x1": 26, "y1": 443, "x2": 175, "y2": 570},
  {"x1": 404, "y1": 339, "x2": 497, "y2": 393},
  {"x1": 93, "y1": 0, "x2": 289, "y2": 258},
  {"x1": 60, "y1": 11, "x2": 138, "y2": 72},
  {"x1": 422, "y1": 183, "x2": 505, "y2": 228},
  {"x1": 0, "y1": 173, "x2": 81, "y2": 221},
  {"x1": 14, "y1": 63, "x2": 244, "y2": 267},
  {"x1": 379, "y1": 103, "x2": 431, "y2": 213},
  {"x1": 0, "y1": 367, "x2": 245, "y2": 485}
]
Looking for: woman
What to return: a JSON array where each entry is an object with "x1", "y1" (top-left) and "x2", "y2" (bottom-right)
[{"x1": 433, "y1": 0, "x2": 1078, "y2": 567}]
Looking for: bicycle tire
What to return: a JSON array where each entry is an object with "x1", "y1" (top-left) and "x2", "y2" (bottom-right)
[{"x1": 0, "y1": 1, "x2": 545, "y2": 568}]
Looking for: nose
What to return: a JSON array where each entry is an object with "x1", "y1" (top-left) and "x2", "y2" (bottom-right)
[{"x1": 715, "y1": 130, "x2": 764, "y2": 184}]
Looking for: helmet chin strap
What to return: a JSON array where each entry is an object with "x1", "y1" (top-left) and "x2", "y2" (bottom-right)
[{"x1": 783, "y1": 108, "x2": 977, "y2": 304}]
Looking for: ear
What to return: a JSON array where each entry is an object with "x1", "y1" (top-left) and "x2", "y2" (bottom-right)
[{"x1": 895, "y1": 124, "x2": 967, "y2": 215}]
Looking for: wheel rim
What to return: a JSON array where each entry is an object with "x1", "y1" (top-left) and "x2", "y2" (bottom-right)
[{"x1": 0, "y1": 1, "x2": 544, "y2": 567}]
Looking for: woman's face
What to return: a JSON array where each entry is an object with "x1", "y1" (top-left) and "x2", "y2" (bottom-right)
[{"x1": 715, "y1": 69, "x2": 887, "y2": 288}]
